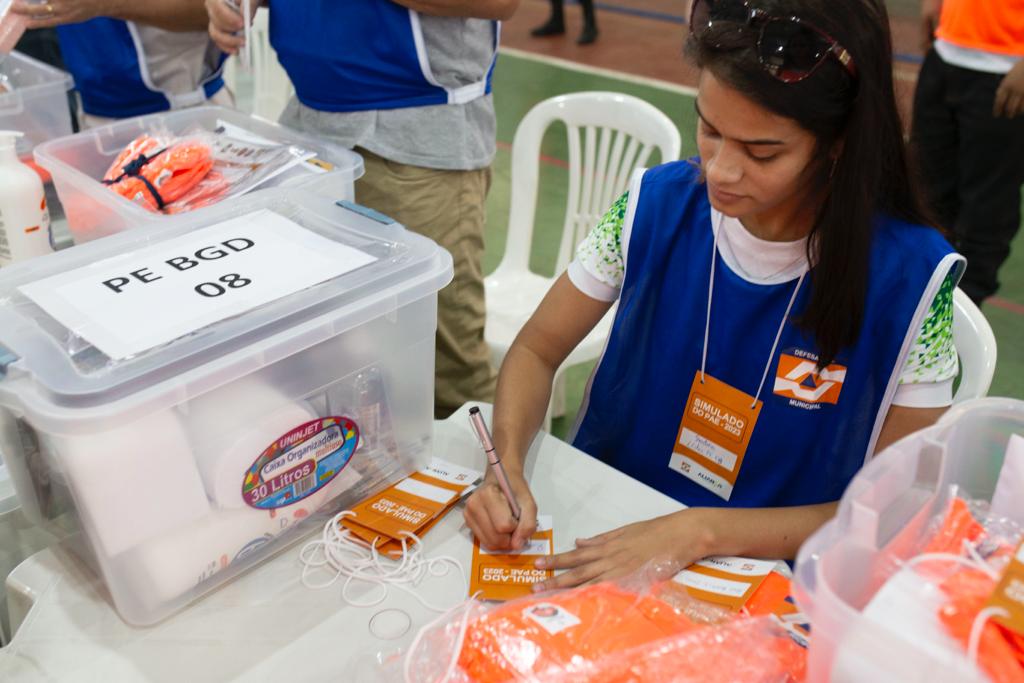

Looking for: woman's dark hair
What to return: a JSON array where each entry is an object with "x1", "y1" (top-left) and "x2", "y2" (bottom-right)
[{"x1": 686, "y1": 0, "x2": 935, "y2": 367}]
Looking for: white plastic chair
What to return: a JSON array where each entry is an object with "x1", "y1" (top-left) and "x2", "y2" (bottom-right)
[
  {"x1": 250, "y1": 8, "x2": 293, "y2": 121},
  {"x1": 951, "y1": 287, "x2": 997, "y2": 403},
  {"x1": 485, "y1": 92, "x2": 682, "y2": 425}
]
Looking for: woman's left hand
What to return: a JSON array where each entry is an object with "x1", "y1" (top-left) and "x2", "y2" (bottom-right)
[{"x1": 531, "y1": 509, "x2": 718, "y2": 592}]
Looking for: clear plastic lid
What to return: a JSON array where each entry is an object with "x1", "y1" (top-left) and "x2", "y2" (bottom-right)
[
  {"x1": 0, "y1": 189, "x2": 452, "y2": 409},
  {"x1": 0, "y1": 49, "x2": 73, "y2": 104}
]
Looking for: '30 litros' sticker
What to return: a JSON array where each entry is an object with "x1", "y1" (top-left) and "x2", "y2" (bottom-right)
[{"x1": 242, "y1": 417, "x2": 359, "y2": 510}]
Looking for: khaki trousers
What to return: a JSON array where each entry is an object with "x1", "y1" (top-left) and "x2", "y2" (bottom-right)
[{"x1": 355, "y1": 148, "x2": 497, "y2": 419}]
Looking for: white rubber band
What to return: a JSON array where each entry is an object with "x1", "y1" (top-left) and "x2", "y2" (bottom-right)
[{"x1": 299, "y1": 511, "x2": 469, "y2": 614}]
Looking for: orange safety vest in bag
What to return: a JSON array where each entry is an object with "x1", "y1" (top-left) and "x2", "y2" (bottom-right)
[
  {"x1": 922, "y1": 497, "x2": 1024, "y2": 683},
  {"x1": 455, "y1": 582, "x2": 807, "y2": 682}
]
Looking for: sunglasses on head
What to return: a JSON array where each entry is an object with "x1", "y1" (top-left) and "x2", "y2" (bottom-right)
[{"x1": 689, "y1": 0, "x2": 857, "y2": 83}]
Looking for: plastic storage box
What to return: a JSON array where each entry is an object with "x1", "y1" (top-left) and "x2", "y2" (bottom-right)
[
  {"x1": 794, "y1": 398, "x2": 1024, "y2": 682},
  {"x1": 0, "y1": 50, "x2": 74, "y2": 160},
  {"x1": 33, "y1": 106, "x2": 364, "y2": 243},
  {"x1": 0, "y1": 187, "x2": 452, "y2": 625}
]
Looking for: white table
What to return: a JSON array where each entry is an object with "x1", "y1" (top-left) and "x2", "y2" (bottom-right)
[{"x1": 0, "y1": 404, "x2": 682, "y2": 682}]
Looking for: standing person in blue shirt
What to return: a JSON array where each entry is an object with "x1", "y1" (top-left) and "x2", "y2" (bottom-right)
[
  {"x1": 207, "y1": 0, "x2": 519, "y2": 420},
  {"x1": 11, "y1": 0, "x2": 228, "y2": 129},
  {"x1": 465, "y1": 0, "x2": 965, "y2": 587}
]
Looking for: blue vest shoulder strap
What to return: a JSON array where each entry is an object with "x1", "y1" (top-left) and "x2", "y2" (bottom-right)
[{"x1": 57, "y1": 19, "x2": 224, "y2": 119}]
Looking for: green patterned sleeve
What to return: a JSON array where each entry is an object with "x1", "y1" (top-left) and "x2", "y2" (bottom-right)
[
  {"x1": 573, "y1": 192, "x2": 630, "y2": 290},
  {"x1": 899, "y1": 272, "x2": 958, "y2": 385}
]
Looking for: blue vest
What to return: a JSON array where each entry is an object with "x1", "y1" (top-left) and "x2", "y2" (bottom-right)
[
  {"x1": 571, "y1": 161, "x2": 962, "y2": 508},
  {"x1": 57, "y1": 19, "x2": 225, "y2": 119},
  {"x1": 268, "y1": 0, "x2": 497, "y2": 112}
]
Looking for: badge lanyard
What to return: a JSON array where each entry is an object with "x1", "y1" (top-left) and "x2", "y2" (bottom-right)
[
  {"x1": 669, "y1": 213, "x2": 805, "y2": 500},
  {"x1": 701, "y1": 214, "x2": 806, "y2": 407}
]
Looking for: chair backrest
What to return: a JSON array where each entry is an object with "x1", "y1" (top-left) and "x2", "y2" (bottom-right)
[
  {"x1": 251, "y1": 8, "x2": 293, "y2": 121},
  {"x1": 952, "y1": 287, "x2": 997, "y2": 403},
  {"x1": 496, "y1": 92, "x2": 682, "y2": 277}
]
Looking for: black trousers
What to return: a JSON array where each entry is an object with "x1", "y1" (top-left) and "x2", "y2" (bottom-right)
[
  {"x1": 911, "y1": 48, "x2": 1024, "y2": 303},
  {"x1": 547, "y1": 0, "x2": 596, "y2": 25}
]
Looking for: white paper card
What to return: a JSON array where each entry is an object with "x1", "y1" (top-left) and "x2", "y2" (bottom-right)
[
  {"x1": 19, "y1": 210, "x2": 377, "y2": 360},
  {"x1": 481, "y1": 537, "x2": 552, "y2": 556},
  {"x1": 479, "y1": 515, "x2": 553, "y2": 556},
  {"x1": 394, "y1": 477, "x2": 458, "y2": 506},
  {"x1": 524, "y1": 603, "x2": 582, "y2": 635},
  {"x1": 673, "y1": 570, "x2": 752, "y2": 598},
  {"x1": 424, "y1": 458, "x2": 483, "y2": 487}
]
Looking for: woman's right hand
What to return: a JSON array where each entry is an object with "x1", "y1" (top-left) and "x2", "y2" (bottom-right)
[
  {"x1": 464, "y1": 470, "x2": 538, "y2": 552},
  {"x1": 462, "y1": 273, "x2": 609, "y2": 553}
]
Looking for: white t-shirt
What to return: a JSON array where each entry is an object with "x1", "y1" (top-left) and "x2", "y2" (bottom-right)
[{"x1": 934, "y1": 38, "x2": 1020, "y2": 74}]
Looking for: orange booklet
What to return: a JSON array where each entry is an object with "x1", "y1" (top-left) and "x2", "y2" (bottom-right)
[
  {"x1": 669, "y1": 556, "x2": 779, "y2": 611},
  {"x1": 470, "y1": 516, "x2": 554, "y2": 601},
  {"x1": 345, "y1": 492, "x2": 476, "y2": 558},
  {"x1": 341, "y1": 458, "x2": 481, "y2": 549}
]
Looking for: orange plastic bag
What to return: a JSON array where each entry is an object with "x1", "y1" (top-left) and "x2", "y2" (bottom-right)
[
  {"x1": 400, "y1": 568, "x2": 807, "y2": 683},
  {"x1": 911, "y1": 495, "x2": 1024, "y2": 682},
  {"x1": 923, "y1": 497, "x2": 987, "y2": 555},
  {"x1": 457, "y1": 583, "x2": 697, "y2": 682},
  {"x1": 936, "y1": 568, "x2": 1024, "y2": 683},
  {"x1": 578, "y1": 616, "x2": 807, "y2": 683},
  {"x1": 164, "y1": 170, "x2": 230, "y2": 214},
  {"x1": 103, "y1": 134, "x2": 213, "y2": 212}
]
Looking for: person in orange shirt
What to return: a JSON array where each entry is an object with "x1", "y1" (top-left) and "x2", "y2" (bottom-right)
[{"x1": 913, "y1": 0, "x2": 1024, "y2": 304}]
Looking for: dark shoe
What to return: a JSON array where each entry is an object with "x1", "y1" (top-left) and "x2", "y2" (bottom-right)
[
  {"x1": 577, "y1": 24, "x2": 598, "y2": 44},
  {"x1": 532, "y1": 18, "x2": 566, "y2": 36}
]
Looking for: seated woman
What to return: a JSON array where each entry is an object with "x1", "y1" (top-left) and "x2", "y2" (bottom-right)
[{"x1": 465, "y1": 0, "x2": 965, "y2": 589}]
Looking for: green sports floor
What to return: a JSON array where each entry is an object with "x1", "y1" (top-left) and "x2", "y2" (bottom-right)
[{"x1": 483, "y1": 49, "x2": 1024, "y2": 439}]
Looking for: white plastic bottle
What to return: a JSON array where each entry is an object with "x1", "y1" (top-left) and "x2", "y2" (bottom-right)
[{"x1": 0, "y1": 130, "x2": 52, "y2": 267}]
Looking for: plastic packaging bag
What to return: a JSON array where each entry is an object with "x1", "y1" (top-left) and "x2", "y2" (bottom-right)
[
  {"x1": 102, "y1": 125, "x2": 315, "y2": 214},
  {"x1": 935, "y1": 566, "x2": 1024, "y2": 683},
  {"x1": 103, "y1": 134, "x2": 215, "y2": 212},
  {"x1": 397, "y1": 561, "x2": 807, "y2": 683},
  {"x1": 920, "y1": 495, "x2": 1024, "y2": 683},
  {"x1": 862, "y1": 492, "x2": 1024, "y2": 683}
]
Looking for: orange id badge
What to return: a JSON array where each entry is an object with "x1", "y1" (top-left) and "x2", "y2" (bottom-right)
[{"x1": 669, "y1": 372, "x2": 762, "y2": 501}]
